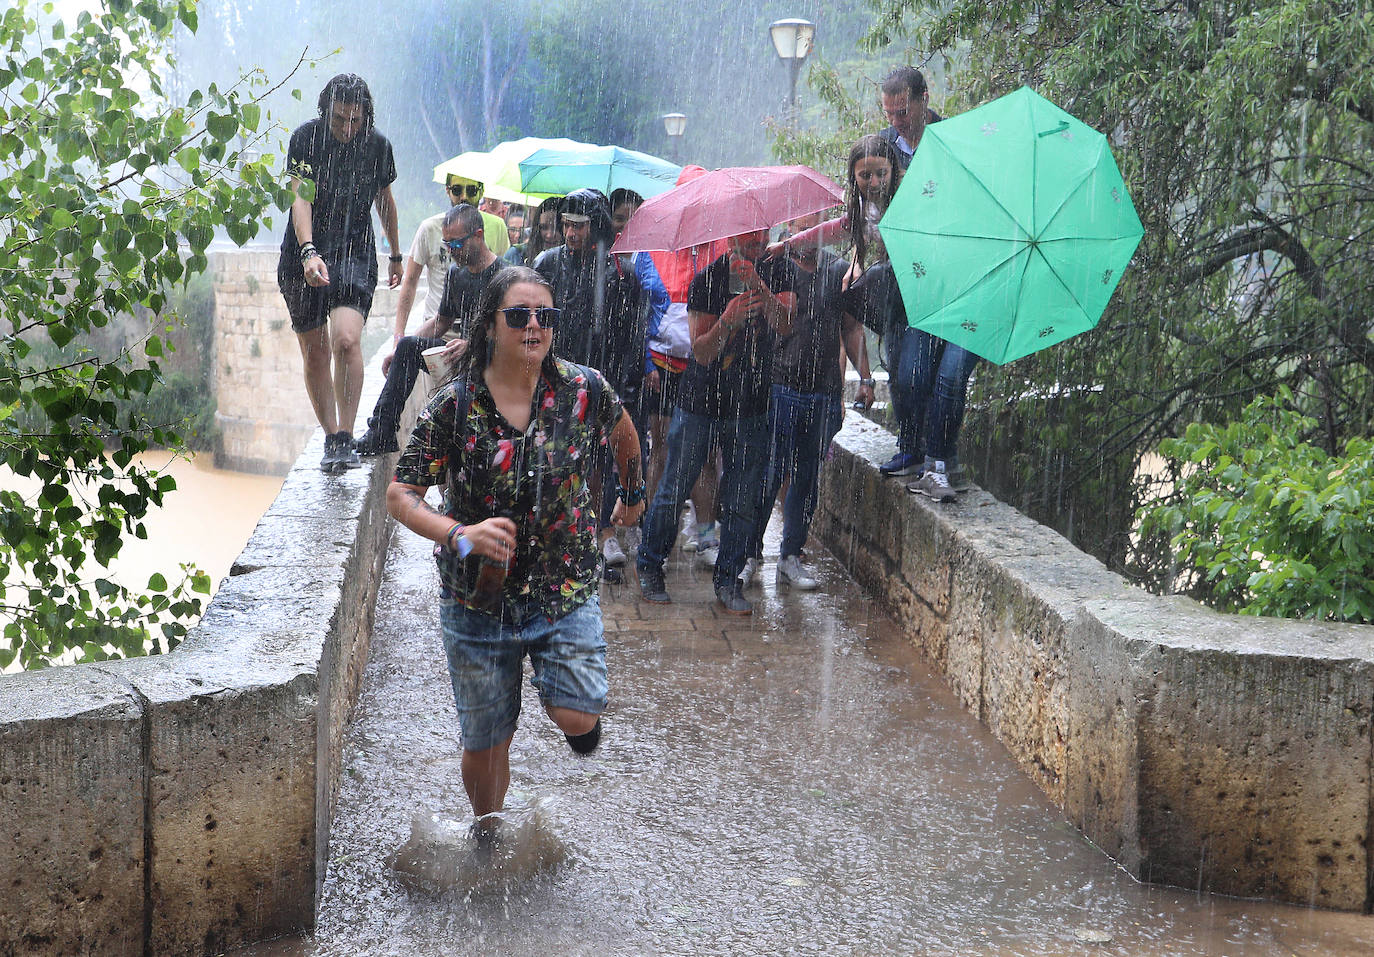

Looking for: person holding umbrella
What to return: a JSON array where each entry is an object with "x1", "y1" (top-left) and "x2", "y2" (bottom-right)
[{"x1": 635, "y1": 229, "x2": 797, "y2": 615}]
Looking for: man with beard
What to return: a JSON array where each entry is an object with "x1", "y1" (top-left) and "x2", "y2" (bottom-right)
[
  {"x1": 533, "y1": 189, "x2": 652, "y2": 576},
  {"x1": 354, "y1": 203, "x2": 504, "y2": 455}
]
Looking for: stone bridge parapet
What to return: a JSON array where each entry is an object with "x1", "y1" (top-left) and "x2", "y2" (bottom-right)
[
  {"x1": 814, "y1": 413, "x2": 1374, "y2": 912},
  {"x1": 0, "y1": 352, "x2": 419, "y2": 956}
]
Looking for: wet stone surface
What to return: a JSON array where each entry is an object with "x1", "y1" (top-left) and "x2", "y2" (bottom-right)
[{"x1": 235, "y1": 520, "x2": 1374, "y2": 957}]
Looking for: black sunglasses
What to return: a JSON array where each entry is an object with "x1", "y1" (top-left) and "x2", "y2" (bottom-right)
[
  {"x1": 443, "y1": 233, "x2": 474, "y2": 251},
  {"x1": 499, "y1": 306, "x2": 561, "y2": 329},
  {"x1": 448, "y1": 183, "x2": 483, "y2": 198}
]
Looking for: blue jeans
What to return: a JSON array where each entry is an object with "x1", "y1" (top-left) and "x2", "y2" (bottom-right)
[
  {"x1": 884, "y1": 326, "x2": 980, "y2": 464},
  {"x1": 748, "y1": 386, "x2": 844, "y2": 560},
  {"x1": 637, "y1": 408, "x2": 768, "y2": 588},
  {"x1": 440, "y1": 595, "x2": 607, "y2": 752}
]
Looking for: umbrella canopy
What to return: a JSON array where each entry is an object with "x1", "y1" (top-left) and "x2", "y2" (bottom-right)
[
  {"x1": 518, "y1": 145, "x2": 682, "y2": 199},
  {"x1": 432, "y1": 136, "x2": 594, "y2": 205},
  {"x1": 610, "y1": 165, "x2": 844, "y2": 253},
  {"x1": 880, "y1": 85, "x2": 1144, "y2": 365}
]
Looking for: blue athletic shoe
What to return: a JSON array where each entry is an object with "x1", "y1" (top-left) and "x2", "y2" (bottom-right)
[{"x1": 878, "y1": 451, "x2": 922, "y2": 477}]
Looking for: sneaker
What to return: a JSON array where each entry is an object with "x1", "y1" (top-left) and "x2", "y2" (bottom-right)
[
  {"x1": 714, "y1": 579, "x2": 753, "y2": 616},
  {"x1": 695, "y1": 543, "x2": 719, "y2": 570},
  {"x1": 353, "y1": 428, "x2": 399, "y2": 456},
  {"x1": 878, "y1": 451, "x2": 922, "y2": 477},
  {"x1": 636, "y1": 566, "x2": 671, "y2": 604},
  {"x1": 776, "y1": 554, "x2": 818, "y2": 590},
  {"x1": 738, "y1": 556, "x2": 762, "y2": 587},
  {"x1": 681, "y1": 527, "x2": 699, "y2": 553},
  {"x1": 334, "y1": 431, "x2": 361, "y2": 470},
  {"x1": 909, "y1": 462, "x2": 957, "y2": 503},
  {"x1": 320, "y1": 432, "x2": 344, "y2": 473},
  {"x1": 602, "y1": 536, "x2": 627, "y2": 567},
  {"x1": 565, "y1": 717, "x2": 601, "y2": 755}
]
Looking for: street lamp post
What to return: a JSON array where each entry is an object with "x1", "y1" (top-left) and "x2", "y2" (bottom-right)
[
  {"x1": 769, "y1": 18, "x2": 816, "y2": 121},
  {"x1": 661, "y1": 112, "x2": 687, "y2": 163}
]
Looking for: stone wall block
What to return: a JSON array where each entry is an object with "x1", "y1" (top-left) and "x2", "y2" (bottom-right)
[
  {"x1": 0, "y1": 671, "x2": 145, "y2": 956},
  {"x1": 1137, "y1": 644, "x2": 1371, "y2": 908},
  {"x1": 110, "y1": 654, "x2": 317, "y2": 956}
]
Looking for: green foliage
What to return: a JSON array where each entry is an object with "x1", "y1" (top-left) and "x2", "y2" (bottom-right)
[
  {"x1": 812, "y1": 0, "x2": 1374, "y2": 596},
  {"x1": 0, "y1": 0, "x2": 295, "y2": 669},
  {"x1": 1138, "y1": 389, "x2": 1374, "y2": 623}
]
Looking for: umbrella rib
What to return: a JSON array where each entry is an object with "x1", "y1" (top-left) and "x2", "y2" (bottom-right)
[
  {"x1": 930, "y1": 143, "x2": 1032, "y2": 240},
  {"x1": 1034, "y1": 140, "x2": 1107, "y2": 240}
]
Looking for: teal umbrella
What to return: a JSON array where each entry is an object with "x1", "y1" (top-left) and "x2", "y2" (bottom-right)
[
  {"x1": 518, "y1": 144, "x2": 682, "y2": 199},
  {"x1": 879, "y1": 86, "x2": 1144, "y2": 365}
]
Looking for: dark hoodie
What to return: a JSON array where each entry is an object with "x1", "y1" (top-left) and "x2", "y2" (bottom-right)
[{"x1": 533, "y1": 189, "x2": 645, "y2": 401}]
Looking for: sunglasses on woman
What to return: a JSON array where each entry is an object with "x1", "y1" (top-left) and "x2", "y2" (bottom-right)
[
  {"x1": 499, "y1": 306, "x2": 561, "y2": 329},
  {"x1": 447, "y1": 183, "x2": 483, "y2": 199}
]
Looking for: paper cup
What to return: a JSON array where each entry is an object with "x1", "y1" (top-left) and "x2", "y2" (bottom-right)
[{"x1": 421, "y1": 346, "x2": 450, "y2": 380}]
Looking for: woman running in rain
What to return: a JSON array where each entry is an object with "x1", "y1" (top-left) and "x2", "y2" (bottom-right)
[{"x1": 385, "y1": 266, "x2": 645, "y2": 842}]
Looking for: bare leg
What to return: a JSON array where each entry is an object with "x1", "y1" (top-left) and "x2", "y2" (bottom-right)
[
  {"x1": 329, "y1": 306, "x2": 365, "y2": 436},
  {"x1": 296, "y1": 325, "x2": 338, "y2": 435},
  {"x1": 545, "y1": 705, "x2": 598, "y2": 737},
  {"x1": 461, "y1": 734, "x2": 514, "y2": 817}
]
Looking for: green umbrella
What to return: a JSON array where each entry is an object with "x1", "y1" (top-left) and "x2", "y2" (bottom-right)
[
  {"x1": 879, "y1": 86, "x2": 1144, "y2": 365},
  {"x1": 518, "y1": 145, "x2": 681, "y2": 199}
]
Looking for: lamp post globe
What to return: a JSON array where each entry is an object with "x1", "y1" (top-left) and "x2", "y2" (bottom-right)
[{"x1": 768, "y1": 18, "x2": 816, "y2": 119}]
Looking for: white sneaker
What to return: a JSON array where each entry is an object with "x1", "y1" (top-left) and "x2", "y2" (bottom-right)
[
  {"x1": 738, "y1": 557, "x2": 762, "y2": 586},
  {"x1": 603, "y1": 536, "x2": 627, "y2": 567},
  {"x1": 695, "y1": 544, "x2": 719, "y2": 569},
  {"x1": 777, "y1": 555, "x2": 818, "y2": 590},
  {"x1": 679, "y1": 502, "x2": 699, "y2": 551}
]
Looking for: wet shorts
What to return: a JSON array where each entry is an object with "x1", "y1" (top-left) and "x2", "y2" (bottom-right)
[
  {"x1": 277, "y1": 266, "x2": 375, "y2": 334},
  {"x1": 439, "y1": 595, "x2": 608, "y2": 752}
]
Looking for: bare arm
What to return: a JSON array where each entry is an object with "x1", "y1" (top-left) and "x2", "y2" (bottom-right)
[
  {"x1": 386, "y1": 481, "x2": 516, "y2": 563},
  {"x1": 392, "y1": 257, "x2": 426, "y2": 339},
  {"x1": 841, "y1": 311, "x2": 874, "y2": 408},
  {"x1": 291, "y1": 176, "x2": 329, "y2": 287},
  {"x1": 606, "y1": 410, "x2": 645, "y2": 528},
  {"x1": 375, "y1": 184, "x2": 403, "y2": 288}
]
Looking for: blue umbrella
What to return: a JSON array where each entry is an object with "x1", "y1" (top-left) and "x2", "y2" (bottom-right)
[{"x1": 518, "y1": 145, "x2": 682, "y2": 199}]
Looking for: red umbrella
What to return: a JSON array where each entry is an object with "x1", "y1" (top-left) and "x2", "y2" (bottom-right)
[{"x1": 610, "y1": 165, "x2": 844, "y2": 253}]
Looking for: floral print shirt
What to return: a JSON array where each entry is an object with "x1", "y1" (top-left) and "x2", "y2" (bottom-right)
[{"x1": 394, "y1": 359, "x2": 624, "y2": 621}]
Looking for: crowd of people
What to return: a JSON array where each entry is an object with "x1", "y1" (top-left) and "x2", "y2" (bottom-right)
[{"x1": 278, "y1": 67, "x2": 979, "y2": 840}]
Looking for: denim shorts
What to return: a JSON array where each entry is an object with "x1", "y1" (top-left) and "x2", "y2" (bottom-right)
[{"x1": 439, "y1": 595, "x2": 608, "y2": 752}]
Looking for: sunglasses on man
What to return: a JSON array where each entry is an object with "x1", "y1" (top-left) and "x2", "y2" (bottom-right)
[
  {"x1": 498, "y1": 306, "x2": 561, "y2": 329},
  {"x1": 447, "y1": 183, "x2": 483, "y2": 199},
  {"x1": 443, "y1": 234, "x2": 474, "y2": 251}
]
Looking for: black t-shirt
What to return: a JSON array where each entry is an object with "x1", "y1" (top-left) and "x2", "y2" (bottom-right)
[
  {"x1": 437, "y1": 258, "x2": 505, "y2": 340},
  {"x1": 679, "y1": 254, "x2": 796, "y2": 419},
  {"x1": 279, "y1": 118, "x2": 396, "y2": 287},
  {"x1": 775, "y1": 251, "x2": 850, "y2": 395}
]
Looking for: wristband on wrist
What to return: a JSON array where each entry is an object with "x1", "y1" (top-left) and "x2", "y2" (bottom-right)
[
  {"x1": 388, "y1": 253, "x2": 404, "y2": 263},
  {"x1": 446, "y1": 523, "x2": 472, "y2": 557},
  {"x1": 615, "y1": 482, "x2": 647, "y2": 507},
  {"x1": 299, "y1": 242, "x2": 317, "y2": 264},
  {"x1": 860, "y1": 378, "x2": 876, "y2": 388}
]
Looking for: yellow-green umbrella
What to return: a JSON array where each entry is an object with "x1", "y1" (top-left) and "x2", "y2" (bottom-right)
[
  {"x1": 432, "y1": 136, "x2": 594, "y2": 205},
  {"x1": 880, "y1": 86, "x2": 1144, "y2": 365}
]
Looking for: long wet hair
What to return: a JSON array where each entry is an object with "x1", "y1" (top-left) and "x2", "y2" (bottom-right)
[
  {"x1": 847, "y1": 134, "x2": 903, "y2": 270},
  {"x1": 454, "y1": 265, "x2": 560, "y2": 384},
  {"x1": 316, "y1": 73, "x2": 375, "y2": 136},
  {"x1": 526, "y1": 197, "x2": 563, "y2": 262}
]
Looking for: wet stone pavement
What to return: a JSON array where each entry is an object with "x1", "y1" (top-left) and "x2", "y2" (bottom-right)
[{"x1": 237, "y1": 516, "x2": 1374, "y2": 957}]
